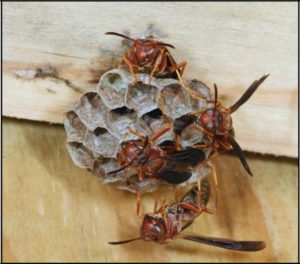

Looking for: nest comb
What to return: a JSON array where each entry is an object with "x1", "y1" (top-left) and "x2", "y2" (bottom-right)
[{"x1": 64, "y1": 69, "x2": 213, "y2": 193}]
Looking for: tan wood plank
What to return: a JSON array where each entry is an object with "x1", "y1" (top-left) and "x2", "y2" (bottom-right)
[
  {"x1": 3, "y1": 2, "x2": 298, "y2": 157},
  {"x1": 3, "y1": 118, "x2": 298, "y2": 262}
]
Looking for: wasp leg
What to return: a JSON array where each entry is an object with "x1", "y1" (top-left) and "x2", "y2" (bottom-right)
[
  {"x1": 123, "y1": 55, "x2": 139, "y2": 85},
  {"x1": 153, "y1": 192, "x2": 159, "y2": 213},
  {"x1": 173, "y1": 133, "x2": 183, "y2": 150},
  {"x1": 178, "y1": 202, "x2": 201, "y2": 214},
  {"x1": 136, "y1": 192, "x2": 141, "y2": 217},
  {"x1": 197, "y1": 176, "x2": 202, "y2": 208},
  {"x1": 158, "y1": 94, "x2": 165, "y2": 114},
  {"x1": 128, "y1": 128, "x2": 146, "y2": 140},
  {"x1": 138, "y1": 170, "x2": 145, "y2": 182},
  {"x1": 191, "y1": 127, "x2": 214, "y2": 149},
  {"x1": 177, "y1": 61, "x2": 187, "y2": 76},
  {"x1": 165, "y1": 52, "x2": 206, "y2": 102},
  {"x1": 151, "y1": 126, "x2": 171, "y2": 144},
  {"x1": 118, "y1": 57, "x2": 125, "y2": 68},
  {"x1": 149, "y1": 48, "x2": 165, "y2": 84},
  {"x1": 161, "y1": 196, "x2": 168, "y2": 219},
  {"x1": 179, "y1": 200, "x2": 213, "y2": 216},
  {"x1": 124, "y1": 132, "x2": 129, "y2": 141},
  {"x1": 149, "y1": 63, "x2": 159, "y2": 84},
  {"x1": 158, "y1": 97, "x2": 174, "y2": 133},
  {"x1": 192, "y1": 124, "x2": 215, "y2": 138},
  {"x1": 198, "y1": 160, "x2": 218, "y2": 215},
  {"x1": 210, "y1": 158, "x2": 218, "y2": 214},
  {"x1": 165, "y1": 52, "x2": 185, "y2": 85},
  {"x1": 217, "y1": 138, "x2": 232, "y2": 151},
  {"x1": 174, "y1": 185, "x2": 180, "y2": 203}
]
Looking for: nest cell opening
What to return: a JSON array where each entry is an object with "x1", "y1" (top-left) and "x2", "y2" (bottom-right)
[
  {"x1": 106, "y1": 106, "x2": 137, "y2": 139},
  {"x1": 64, "y1": 111, "x2": 88, "y2": 141},
  {"x1": 140, "y1": 108, "x2": 172, "y2": 142},
  {"x1": 105, "y1": 73, "x2": 125, "y2": 91},
  {"x1": 158, "y1": 140, "x2": 176, "y2": 147},
  {"x1": 98, "y1": 72, "x2": 127, "y2": 108},
  {"x1": 76, "y1": 92, "x2": 109, "y2": 130},
  {"x1": 126, "y1": 82, "x2": 159, "y2": 116},
  {"x1": 88, "y1": 127, "x2": 119, "y2": 158},
  {"x1": 160, "y1": 83, "x2": 191, "y2": 119},
  {"x1": 142, "y1": 108, "x2": 163, "y2": 119},
  {"x1": 187, "y1": 80, "x2": 212, "y2": 112},
  {"x1": 187, "y1": 79, "x2": 211, "y2": 100},
  {"x1": 66, "y1": 142, "x2": 95, "y2": 169},
  {"x1": 93, "y1": 127, "x2": 109, "y2": 136},
  {"x1": 94, "y1": 158, "x2": 132, "y2": 184}
]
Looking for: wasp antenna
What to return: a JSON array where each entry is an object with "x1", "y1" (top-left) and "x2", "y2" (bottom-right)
[
  {"x1": 229, "y1": 74, "x2": 269, "y2": 113},
  {"x1": 108, "y1": 237, "x2": 141, "y2": 245},
  {"x1": 227, "y1": 135, "x2": 253, "y2": 176},
  {"x1": 213, "y1": 83, "x2": 218, "y2": 107},
  {"x1": 211, "y1": 83, "x2": 218, "y2": 146},
  {"x1": 105, "y1": 32, "x2": 134, "y2": 41},
  {"x1": 157, "y1": 42, "x2": 176, "y2": 49},
  {"x1": 107, "y1": 163, "x2": 131, "y2": 174}
]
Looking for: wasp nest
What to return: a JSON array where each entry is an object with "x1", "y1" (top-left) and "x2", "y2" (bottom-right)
[{"x1": 64, "y1": 69, "x2": 213, "y2": 193}]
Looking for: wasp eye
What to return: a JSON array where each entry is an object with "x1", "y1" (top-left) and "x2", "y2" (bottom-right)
[
  {"x1": 154, "y1": 225, "x2": 161, "y2": 233},
  {"x1": 147, "y1": 48, "x2": 154, "y2": 55},
  {"x1": 206, "y1": 122, "x2": 214, "y2": 129}
]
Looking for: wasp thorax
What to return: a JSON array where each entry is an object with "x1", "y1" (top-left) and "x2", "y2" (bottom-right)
[
  {"x1": 120, "y1": 140, "x2": 148, "y2": 164},
  {"x1": 198, "y1": 108, "x2": 232, "y2": 135},
  {"x1": 140, "y1": 214, "x2": 166, "y2": 243}
]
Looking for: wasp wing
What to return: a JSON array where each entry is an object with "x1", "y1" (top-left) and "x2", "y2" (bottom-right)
[
  {"x1": 227, "y1": 135, "x2": 253, "y2": 176},
  {"x1": 155, "y1": 148, "x2": 206, "y2": 184},
  {"x1": 183, "y1": 235, "x2": 266, "y2": 251},
  {"x1": 230, "y1": 74, "x2": 269, "y2": 113},
  {"x1": 156, "y1": 170, "x2": 192, "y2": 184},
  {"x1": 166, "y1": 147, "x2": 206, "y2": 167}
]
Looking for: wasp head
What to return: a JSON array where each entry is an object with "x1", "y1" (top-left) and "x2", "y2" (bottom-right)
[
  {"x1": 132, "y1": 38, "x2": 162, "y2": 67},
  {"x1": 140, "y1": 214, "x2": 166, "y2": 243},
  {"x1": 195, "y1": 75, "x2": 269, "y2": 176},
  {"x1": 106, "y1": 32, "x2": 175, "y2": 67},
  {"x1": 121, "y1": 139, "x2": 145, "y2": 157}
]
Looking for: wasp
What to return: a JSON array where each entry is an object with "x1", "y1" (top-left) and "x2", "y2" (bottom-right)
[
  {"x1": 174, "y1": 74, "x2": 269, "y2": 176},
  {"x1": 108, "y1": 126, "x2": 207, "y2": 216},
  {"x1": 109, "y1": 181, "x2": 266, "y2": 252},
  {"x1": 105, "y1": 32, "x2": 186, "y2": 85}
]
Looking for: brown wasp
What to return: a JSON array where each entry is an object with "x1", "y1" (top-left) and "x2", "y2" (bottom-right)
[
  {"x1": 105, "y1": 32, "x2": 187, "y2": 85},
  {"x1": 174, "y1": 74, "x2": 269, "y2": 176},
  {"x1": 107, "y1": 126, "x2": 207, "y2": 216},
  {"x1": 109, "y1": 181, "x2": 266, "y2": 251}
]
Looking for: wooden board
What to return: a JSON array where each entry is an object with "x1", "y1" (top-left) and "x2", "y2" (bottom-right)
[
  {"x1": 3, "y1": 2, "x2": 298, "y2": 158},
  {"x1": 3, "y1": 118, "x2": 298, "y2": 262}
]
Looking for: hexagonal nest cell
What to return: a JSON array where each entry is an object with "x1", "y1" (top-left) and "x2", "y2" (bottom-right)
[{"x1": 64, "y1": 68, "x2": 213, "y2": 193}]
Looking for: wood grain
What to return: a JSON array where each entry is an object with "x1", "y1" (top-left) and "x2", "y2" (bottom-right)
[
  {"x1": 2, "y1": 2, "x2": 298, "y2": 157},
  {"x1": 3, "y1": 118, "x2": 298, "y2": 262}
]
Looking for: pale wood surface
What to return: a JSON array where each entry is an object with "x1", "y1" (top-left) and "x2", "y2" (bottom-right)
[
  {"x1": 3, "y1": 2, "x2": 298, "y2": 158},
  {"x1": 3, "y1": 118, "x2": 298, "y2": 262}
]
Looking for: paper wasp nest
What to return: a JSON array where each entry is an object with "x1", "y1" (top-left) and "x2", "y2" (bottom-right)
[{"x1": 64, "y1": 69, "x2": 213, "y2": 193}]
